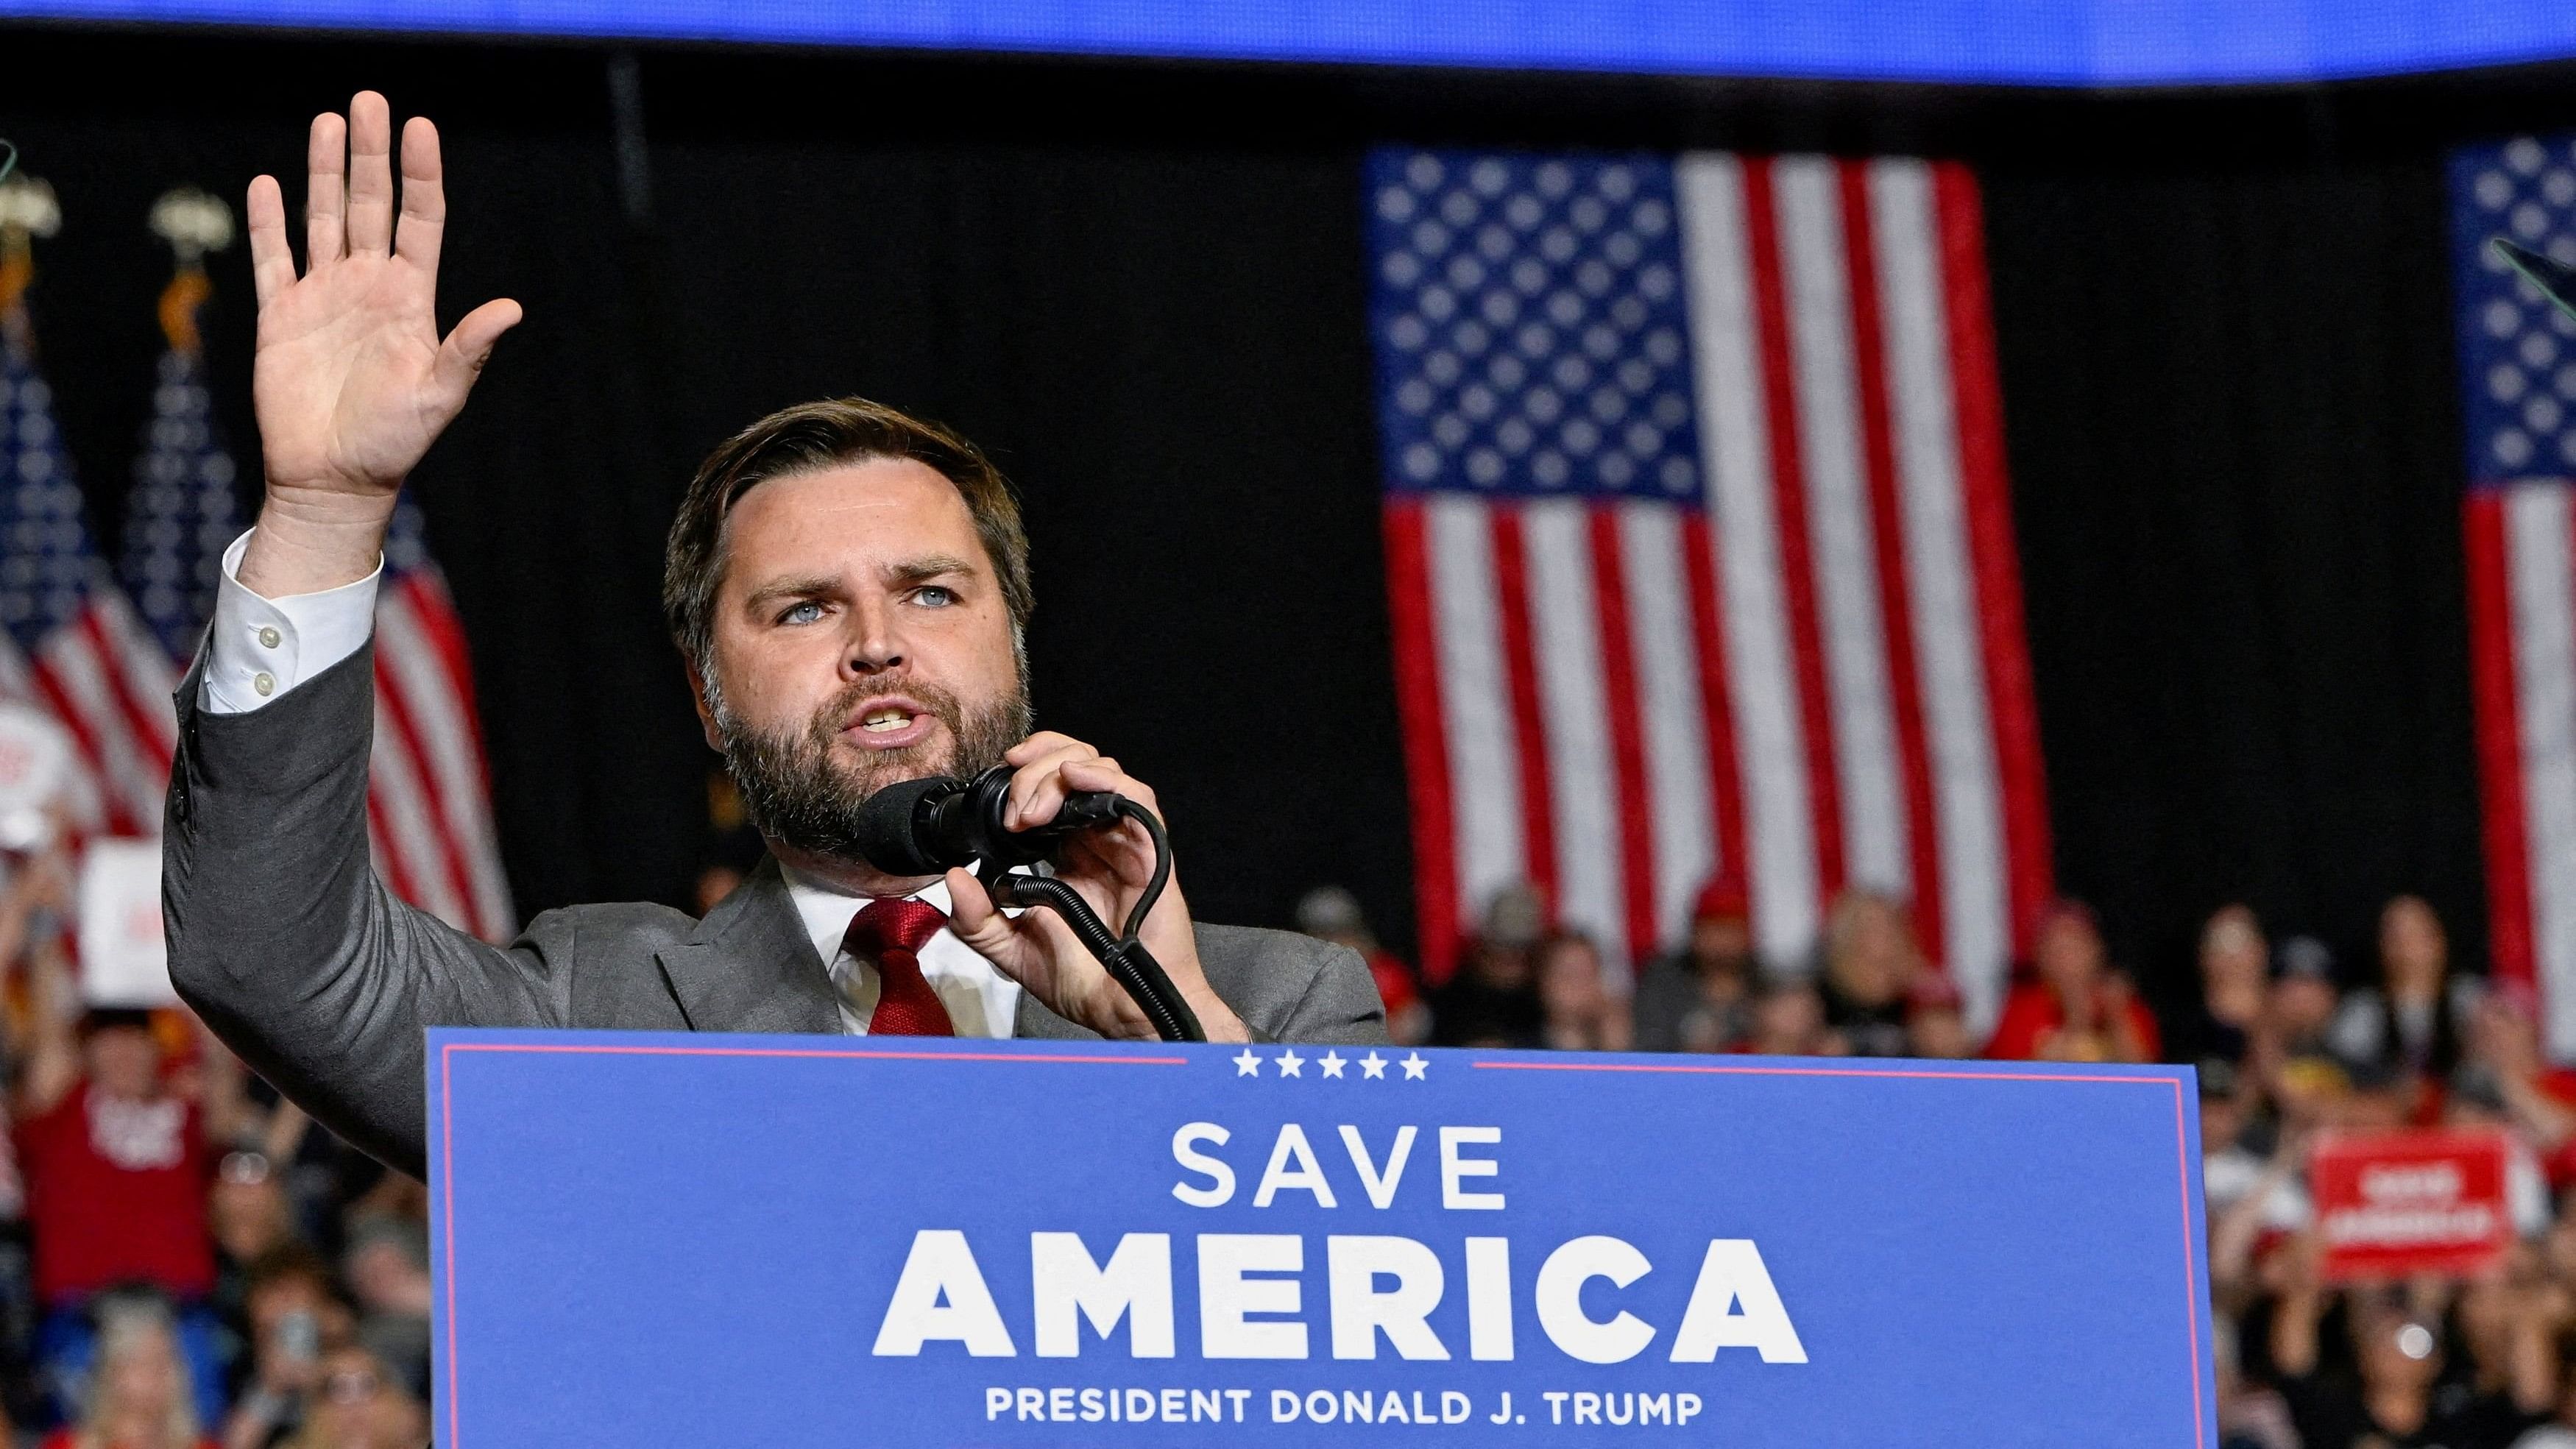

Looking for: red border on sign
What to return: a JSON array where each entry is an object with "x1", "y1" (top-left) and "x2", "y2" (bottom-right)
[{"x1": 437, "y1": 1047, "x2": 2207, "y2": 1449}]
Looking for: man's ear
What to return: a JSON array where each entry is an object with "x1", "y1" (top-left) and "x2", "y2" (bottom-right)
[{"x1": 682, "y1": 656, "x2": 726, "y2": 754}]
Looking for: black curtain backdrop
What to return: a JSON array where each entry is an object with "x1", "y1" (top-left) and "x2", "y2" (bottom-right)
[{"x1": 13, "y1": 32, "x2": 2576, "y2": 1011}]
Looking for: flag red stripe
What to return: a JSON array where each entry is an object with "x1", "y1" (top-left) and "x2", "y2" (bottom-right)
[
  {"x1": 375, "y1": 659, "x2": 484, "y2": 940},
  {"x1": 1681, "y1": 512, "x2": 1749, "y2": 896},
  {"x1": 77, "y1": 609, "x2": 173, "y2": 779},
  {"x1": 1743, "y1": 156, "x2": 1847, "y2": 903},
  {"x1": 1933, "y1": 160, "x2": 2053, "y2": 953},
  {"x1": 397, "y1": 571, "x2": 495, "y2": 797},
  {"x1": 1382, "y1": 500, "x2": 1464, "y2": 986},
  {"x1": 1839, "y1": 159, "x2": 1947, "y2": 960},
  {"x1": 2464, "y1": 494, "x2": 2536, "y2": 986},
  {"x1": 1489, "y1": 506, "x2": 1561, "y2": 921},
  {"x1": 26, "y1": 657, "x2": 135, "y2": 837},
  {"x1": 1588, "y1": 507, "x2": 1661, "y2": 966}
]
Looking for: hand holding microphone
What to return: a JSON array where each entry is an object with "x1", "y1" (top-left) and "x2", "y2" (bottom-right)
[{"x1": 857, "y1": 734, "x2": 1248, "y2": 1045}]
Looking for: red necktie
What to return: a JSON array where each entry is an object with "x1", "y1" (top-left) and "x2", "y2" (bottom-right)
[{"x1": 844, "y1": 897, "x2": 955, "y2": 1036}]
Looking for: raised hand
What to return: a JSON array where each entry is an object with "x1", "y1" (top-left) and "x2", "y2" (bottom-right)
[{"x1": 239, "y1": 92, "x2": 520, "y2": 598}]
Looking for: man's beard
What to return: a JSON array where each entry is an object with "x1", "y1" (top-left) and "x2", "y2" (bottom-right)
[{"x1": 714, "y1": 675, "x2": 1032, "y2": 867}]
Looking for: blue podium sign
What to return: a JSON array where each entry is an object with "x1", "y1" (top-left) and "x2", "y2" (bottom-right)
[{"x1": 426, "y1": 1030, "x2": 2213, "y2": 1447}]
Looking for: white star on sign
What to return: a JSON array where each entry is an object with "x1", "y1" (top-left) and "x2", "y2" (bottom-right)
[
  {"x1": 1276, "y1": 1050, "x2": 1305, "y2": 1078},
  {"x1": 1234, "y1": 1049, "x2": 1262, "y2": 1077},
  {"x1": 1360, "y1": 1052, "x2": 1388, "y2": 1080},
  {"x1": 1319, "y1": 1051, "x2": 1348, "y2": 1079},
  {"x1": 1401, "y1": 1052, "x2": 1429, "y2": 1080}
]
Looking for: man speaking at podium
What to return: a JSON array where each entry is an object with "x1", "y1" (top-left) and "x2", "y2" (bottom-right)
[{"x1": 163, "y1": 93, "x2": 1385, "y2": 1178}]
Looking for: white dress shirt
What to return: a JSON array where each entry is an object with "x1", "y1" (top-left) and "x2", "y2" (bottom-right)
[{"x1": 202, "y1": 528, "x2": 1020, "y2": 1039}]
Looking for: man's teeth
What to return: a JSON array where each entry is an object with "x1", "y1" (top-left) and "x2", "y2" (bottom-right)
[{"x1": 860, "y1": 710, "x2": 913, "y2": 732}]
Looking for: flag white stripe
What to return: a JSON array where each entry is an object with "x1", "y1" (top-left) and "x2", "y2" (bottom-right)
[
  {"x1": 34, "y1": 636, "x2": 120, "y2": 780},
  {"x1": 0, "y1": 635, "x2": 100, "y2": 832},
  {"x1": 1426, "y1": 495, "x2": 1525, "y2": 932},
  {"x1": 378, "y1": 590, "x2": 513, "y2": 937},
  {"x1": 84, "y1": 595, "x2": 177, "y2": 826},
  {"x1": 1871, "y1": 157, "x2": 2014, "y2": 1031},
  {"x1": 41, "y1": 624, "x2": 158, "y2": 831},
  {"x1": 1678, "y1": 151, "x2": 1819, "y2": 968},
  {"x1": 1776, "y1": 155, "x2": 1910, "y2": 900},
  {"x1": 1523, "y1": 500, "x2": 1628, "y2": 968},
  {"x1": 1620, "y1": 503, "x2": 1719, "y2": 949},
  {"x1": 94, "y1": 593, "x2": 177, "y2": 752},
  {"x1": 23, "y1": 658, "x2": 107, "y2": 836},
  {"x1": 102, "y1": 617, "x2": 176, "y2": 826},
  {"x1": 2507, "y1": 486, "x2": 2576, "y2": 1057},
  {"x1": 368, "y1": 690, "x2": 473, "y2": 932}
]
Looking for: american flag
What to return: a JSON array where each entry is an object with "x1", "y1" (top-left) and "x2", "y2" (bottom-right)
[
  {"x1": 117, "y1": 274, "x2": 513, "y2": 941},
  {"x1": 122, "y1": 304, "x2": 244, "y2": 660},
  {"x1": 1367, "y1": 148, "x2": 2050, "y2": 1031},
  {"x1": 2451, "y1": 134, "x2": 2576, "y2": 1059},
  {"x1": 0, "y1": 302, "x2": 177, "y2": 839}
]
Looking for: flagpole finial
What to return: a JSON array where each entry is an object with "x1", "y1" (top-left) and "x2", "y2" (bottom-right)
[
  {"x1": 149, "y1": 188, "x2": 232, "y2": 263},
  {"x1": 0, "y1": 173, "x2": 58, "y2": 241},
  {"x1": 0, "y1": 173, "x2": 58, "y2": 319},
  {"x1": 149, "y1": 188, "x2": 232, "y2": 356}
]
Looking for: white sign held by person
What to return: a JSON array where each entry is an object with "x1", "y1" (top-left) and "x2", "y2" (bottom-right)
[
  {"x1": 79, "y1": 838, "x2": 173, "y2": 1006},
  {"x1": 0, "y1": 705, "x2": 71, "y2": 851}
]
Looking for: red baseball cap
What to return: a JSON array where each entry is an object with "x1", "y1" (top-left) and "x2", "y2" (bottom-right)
[{"x1": 1692, "y1": 876, "x2": 1750, "y2": 924}]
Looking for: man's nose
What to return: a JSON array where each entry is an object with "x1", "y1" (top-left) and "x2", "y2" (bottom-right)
[{"x1": 841, "y1": 598, "x2": 907, "y2": 676}]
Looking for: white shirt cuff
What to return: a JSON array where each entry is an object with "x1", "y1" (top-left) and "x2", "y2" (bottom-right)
[{"x1": 198, "y1": 530, "x2": 383, "y2": 715}]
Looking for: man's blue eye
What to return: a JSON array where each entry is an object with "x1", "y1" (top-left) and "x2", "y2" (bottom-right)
[
  {"x1": 915, "y1": 587, "x2": 957, "y2": 607},
  {"x1": 780, "y1": 601, "x2": 825, "y2": 625}
]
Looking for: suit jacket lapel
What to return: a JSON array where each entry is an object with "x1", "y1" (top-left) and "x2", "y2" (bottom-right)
[{"x1": 656, "y1": 858, "x2": 841, "y2": 1036}]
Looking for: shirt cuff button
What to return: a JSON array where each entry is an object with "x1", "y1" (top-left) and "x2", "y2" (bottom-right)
[
  {"x1": 257, "y1": 626, "x2": 281, "y2": 649},
  {"x1": 252, "y1": 672, "x2": 275, "y2": 698}
]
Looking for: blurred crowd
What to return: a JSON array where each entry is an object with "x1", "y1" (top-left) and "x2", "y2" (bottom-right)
[
  {"x1": 26, "y1": 802, "x2": 2576, "y2": 1449},
  {"x1": 0, "y1": 846, "x2": 428, "y2": 1449},
  {"x1": 1298, "y1": 876, "x2": 2576, "y2": 1449}
]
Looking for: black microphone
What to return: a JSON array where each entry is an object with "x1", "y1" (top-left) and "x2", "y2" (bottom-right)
[
  {"x1": 852, "y1": 762, "x2": 1205, "y2": 1042},
  {"x1": 853, "y1": 764, "x2": 1127, "y2": 876}
]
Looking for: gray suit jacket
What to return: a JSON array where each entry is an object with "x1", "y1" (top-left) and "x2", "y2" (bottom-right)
[{"x1": 165, "y1": 645, "x2": 1385, "y2": 1177}]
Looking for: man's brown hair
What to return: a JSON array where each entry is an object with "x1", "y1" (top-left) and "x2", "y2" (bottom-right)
[{"x1": 662, "y1": 398, "x2": 1035, "y2": 680}]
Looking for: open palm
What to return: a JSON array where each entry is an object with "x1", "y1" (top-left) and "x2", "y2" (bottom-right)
[{"x1": 247, "y1": 93, "x2": 519, "y2": 509}]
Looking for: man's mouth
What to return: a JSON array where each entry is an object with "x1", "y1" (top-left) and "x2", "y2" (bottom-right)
[{"x1": 841, "y1": 697, "x2": 938, "y2": 751}]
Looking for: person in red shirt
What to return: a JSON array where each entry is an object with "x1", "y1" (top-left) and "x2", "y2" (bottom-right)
[
  {"x1": 1984, "y1": 898, "x2": 2161, "y2": 1063},
  {"x1": 18, "y1": 1007, "x2": 216, "y2": 1310},
  {"x1": 17, "y1": 991, "x2": 222, "y2": 1428}
]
